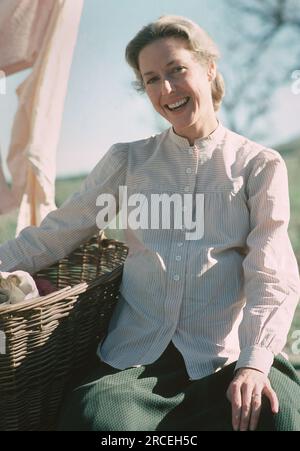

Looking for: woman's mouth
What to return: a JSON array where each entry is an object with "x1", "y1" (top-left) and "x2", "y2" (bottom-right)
[{"x1": 165, "y1": 97, "x2": 190, "y2": 112}]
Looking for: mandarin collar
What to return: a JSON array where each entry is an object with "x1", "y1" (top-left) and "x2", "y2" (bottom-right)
[{"x1": 167, "y1": 121, "x2": 226, "y2": 151}]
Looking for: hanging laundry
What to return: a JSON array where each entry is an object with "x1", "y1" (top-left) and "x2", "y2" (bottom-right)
[{"x1": 0, "y1": 148, "x2": 17, "y2": 214}]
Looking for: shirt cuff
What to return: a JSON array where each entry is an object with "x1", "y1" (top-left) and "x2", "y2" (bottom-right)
[{"x1": 235, "y1": 346, "x2": 274, "y2": 375}]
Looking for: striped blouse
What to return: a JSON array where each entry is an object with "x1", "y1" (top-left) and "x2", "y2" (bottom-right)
[{"x1": 1, "y1": 122, "x2": 299, "y2": 380}]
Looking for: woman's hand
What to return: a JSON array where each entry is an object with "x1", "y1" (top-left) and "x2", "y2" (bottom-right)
[{"x1": 226, "y1": 367, "x2": 279, "y2": 431}]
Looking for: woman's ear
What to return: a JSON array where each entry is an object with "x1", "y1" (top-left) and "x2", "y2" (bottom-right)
[{"x1": 207, "y1": 61, "x2": 217, "y2": 82}]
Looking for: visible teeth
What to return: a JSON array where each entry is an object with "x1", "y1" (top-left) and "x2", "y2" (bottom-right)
[{"x1": 167, "y1": 97, "x2": 189, "y2": 110}]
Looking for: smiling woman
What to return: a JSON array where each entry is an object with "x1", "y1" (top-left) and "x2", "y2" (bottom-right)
[
  {"x1": 138, "y1": 38, "x2": 217, "y2": 146},
  {"x1": 126, "y1": 16, "x2": 224, "y2": 146},
  {"x1": 1, "y1": 15, "x2": 300, "y2": 432}
]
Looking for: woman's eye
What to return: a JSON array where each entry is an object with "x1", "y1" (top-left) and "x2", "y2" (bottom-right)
[
  {"x1": 173, "y1": 66, "x2": 185, "y2": 73},
  {"x1": 146, "y1": 76, "x2": 159, "y2": 85}
]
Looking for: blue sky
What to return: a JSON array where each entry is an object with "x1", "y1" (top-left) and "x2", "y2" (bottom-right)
[{"x1": 0, "y1": 0, "x2": 299, "y2": 178}]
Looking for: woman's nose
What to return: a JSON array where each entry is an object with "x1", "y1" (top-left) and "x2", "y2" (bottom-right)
[{"x1": 161, "y1": 78, "x2": 175, "y2": 95}]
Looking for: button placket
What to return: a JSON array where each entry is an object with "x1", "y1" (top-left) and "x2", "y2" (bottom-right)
[
  {"x1": 169, "y1": 238, "x2": 183, "y2": 270},
  {"x1": 185, "y1": 146, "x2": 198, "y2": 194},
  {"x1": 163, "y1": 237, "x2": 188, "y2": 323}
]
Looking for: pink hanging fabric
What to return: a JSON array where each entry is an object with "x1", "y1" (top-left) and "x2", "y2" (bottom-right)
[{"x1": 0, "y1": 0, "x2": 55, "y2": 76}]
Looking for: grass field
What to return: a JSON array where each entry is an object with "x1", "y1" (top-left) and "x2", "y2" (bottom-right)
[{"x1": 0, "y1": 152, "x2": 300, "y2": 362}]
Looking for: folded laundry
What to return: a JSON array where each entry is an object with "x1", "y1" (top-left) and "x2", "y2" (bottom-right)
[{"x1": 0, "y1": 271, "x2": 39, "y2": 305}]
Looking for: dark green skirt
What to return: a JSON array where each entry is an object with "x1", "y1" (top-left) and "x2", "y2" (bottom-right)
[{"x1": 57, "y1": 342, "x2": 300, "y2": 431}]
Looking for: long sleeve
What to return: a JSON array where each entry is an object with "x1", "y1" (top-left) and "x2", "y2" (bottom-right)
[
  {"x1": 0, "y1": 143, "x2": 128, "y2": 274},
  {"x1": 235, "y1": 150, "x2": 300, "y2": 375}
]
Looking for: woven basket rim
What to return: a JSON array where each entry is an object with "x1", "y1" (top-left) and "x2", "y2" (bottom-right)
[{"x1": 0, "y1": 265, "x2": 123, "y2": 314}]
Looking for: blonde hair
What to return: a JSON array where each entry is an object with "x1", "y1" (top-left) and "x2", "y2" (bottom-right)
[{"x1": 125, "y1": 15, "x2": 225, "y2": 112}]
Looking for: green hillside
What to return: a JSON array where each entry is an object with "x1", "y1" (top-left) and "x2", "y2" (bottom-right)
[
  {"x1": 275, "y1": 137, "x2": 300, "y2": 157},
  {"x1": 275, "y1": 137, "x2": 300, "y2": 263},
  {"x1": 274, "y1": 138, "x2": 300, "y2": 366}
]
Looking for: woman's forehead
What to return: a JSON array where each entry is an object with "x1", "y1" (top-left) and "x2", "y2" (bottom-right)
[{"x1": 138, "y1": 38, "x2": 193, "y2": 73}]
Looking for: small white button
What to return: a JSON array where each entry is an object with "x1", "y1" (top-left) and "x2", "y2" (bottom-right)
[
  {"x1": 173, "y1": 275, "x2": 180, "y2": 281},
  {"x1": 177, "y1": 242, "x2": 183, "y2": 247},
  {"x1": 186, "y1": 167, "x2": 192, "y2": 174},
  {"x1": 188, "y1": 148, "x2": 193, "y2": 155},
  {"x1": 175, "y1": 255, "x2": 182, "y2": 261},
  {"x1": 184, "y1": 185, "x2": 190, "y2": 192}
]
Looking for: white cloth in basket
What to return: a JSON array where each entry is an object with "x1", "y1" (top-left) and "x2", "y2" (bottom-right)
[{"x1": 0, "y1": 271, "x2": 39, "y2": 305}]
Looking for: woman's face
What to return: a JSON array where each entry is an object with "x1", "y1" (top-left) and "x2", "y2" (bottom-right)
[{"x1": 138, "y1": 37, "x2": 217, "y2": 144}]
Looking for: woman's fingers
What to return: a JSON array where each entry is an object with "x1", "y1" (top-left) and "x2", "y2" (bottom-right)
[
  {"x1": 227, "y1": 382, "x2": 242, "y2": 431},
  {"x1": 230, "y1": 383, "x2": 263, "y2": 431},
  {"x1": 239, "y1": 384, "x2": 255, "y2": 431},
  {"x1": 249, "y1": 384, "x2": 279, "y2": 431},
  {"x1": 249, "y1": 393, "x2": 262, "y2": 431},
  {"x1": 263, "y1": 384, "x2": 279, "y2": 414},
  {"x1": 227, "y1": 368, "x2": 279, "y2": 431}
]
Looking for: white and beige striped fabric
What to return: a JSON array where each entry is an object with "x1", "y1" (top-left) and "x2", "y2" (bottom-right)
[{"x1": 0, "y1": 122, "x2": 299, "y2": 380}]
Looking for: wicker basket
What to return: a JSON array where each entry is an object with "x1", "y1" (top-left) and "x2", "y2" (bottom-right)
[{"x1": 0, "y1": 232, "x2": 128, "y2": 431}]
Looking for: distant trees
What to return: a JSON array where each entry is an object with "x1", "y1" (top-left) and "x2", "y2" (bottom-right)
[{"x1": 221, "y1": 0, "x2": 300, "y2": 140}]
